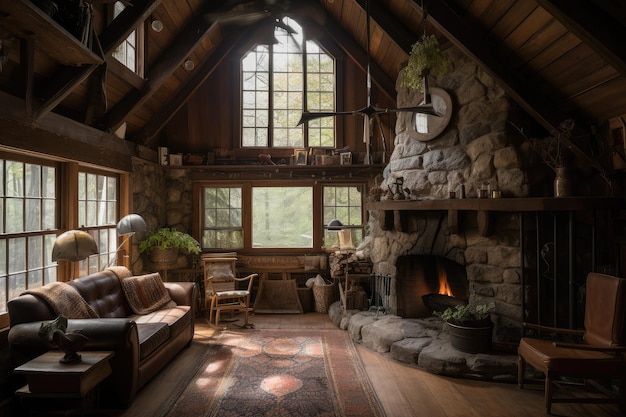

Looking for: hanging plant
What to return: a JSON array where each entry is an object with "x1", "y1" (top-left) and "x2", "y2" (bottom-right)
[{"x1": 401, "y1": 34, "x2": 450, "y2": 92}]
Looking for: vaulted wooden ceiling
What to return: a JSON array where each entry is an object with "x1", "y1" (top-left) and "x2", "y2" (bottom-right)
[{"x1": 0, "y1": 0, "x2": 624, "y2": 162}]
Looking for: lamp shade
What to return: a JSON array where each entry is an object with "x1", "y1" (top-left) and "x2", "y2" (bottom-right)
[
  {"x1": 52, "y1": 230, "x2": 99, "y2": 262},
  {"x1": 327, "y1": 219, "x2": 344, "y2": 231},
  {"x1": 117, "y1": 214, "x2": 147, "y2": 235}
]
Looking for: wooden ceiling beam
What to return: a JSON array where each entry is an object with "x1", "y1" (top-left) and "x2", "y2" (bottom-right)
[
  {"x1": 535, "y1": 0, "x2": 626, "y2": 75},
  {"x1": 100, "y1": 9, "x2": 216, "y2": 132},
  {"x1": 354, "y1": 0, "x2": 416, "y2": 54},
  {"x1": 33, "y1": 0, "x2": 162, "y2": 123},
  {"x1": 137, "y1": 27, "x2": 248, "y2": 146},
  {"x1": 411, "y1": 0, "x2": 610, "y2": 180},
  {"x1": 0, "y1": 92, "x2": 132, "y2": 171}
]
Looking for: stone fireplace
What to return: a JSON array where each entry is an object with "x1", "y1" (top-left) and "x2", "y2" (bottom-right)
[
  {"x1": 363, "y1": 45, "x2": 617, "y2": 344},
  {"x1": 365, "y1": 47, "x2": 528, "y2": 343}
]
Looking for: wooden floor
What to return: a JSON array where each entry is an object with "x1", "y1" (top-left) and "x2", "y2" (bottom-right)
[{"x1": 117, "y1": 313, "x2": 622, "y2": 417}]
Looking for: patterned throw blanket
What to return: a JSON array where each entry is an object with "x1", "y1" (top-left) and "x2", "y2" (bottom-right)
[{"x1": 23, "y1": 282, "x2": 99, "y2": 319}]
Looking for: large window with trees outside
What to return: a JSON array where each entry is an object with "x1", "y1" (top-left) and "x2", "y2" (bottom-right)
[
  {"x1": 78, "y1": 170, "x2": 118, "y2": 276},
  {"x1": 241, "y1": 17, "x2": 335, "y2": 148},
  {"x1": 0, "y1": 156, "x2": 58, "y2": 315},
  {"x1": 198, "y1": 181, "x2": 365, "y2": 251},
  {"x1": 252, "y1": 187, "x2": 313, "y2": 248}
]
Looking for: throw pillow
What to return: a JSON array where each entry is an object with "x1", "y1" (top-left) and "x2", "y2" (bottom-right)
[{"x1": 121, "y1": 273, "x2": 176, "y2": 315}]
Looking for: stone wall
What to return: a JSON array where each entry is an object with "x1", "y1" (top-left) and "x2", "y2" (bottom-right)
[
  {"x1": 367, "y1": 47, "x2": 530, "y2": 342},
  {"x1": 129, "y1": 160, "x2": 195, "y2": 275}
]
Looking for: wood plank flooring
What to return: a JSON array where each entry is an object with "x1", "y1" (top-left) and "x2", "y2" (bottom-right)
[{"x1": 115, "y1": 313, "x2": 621, "y2": 417}]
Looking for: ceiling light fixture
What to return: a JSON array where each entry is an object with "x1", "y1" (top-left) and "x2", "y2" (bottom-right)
[
  {"x1": 150, "y1": 16, "x2": 163, "y2": 33},
  {"x1": 183, "y1": 59, "x2": 195, "y2": 71}
]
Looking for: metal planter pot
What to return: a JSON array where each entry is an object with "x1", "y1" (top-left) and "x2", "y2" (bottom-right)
[{"x1": 446, "y1": 321, "x2": 493, "y2": 354}]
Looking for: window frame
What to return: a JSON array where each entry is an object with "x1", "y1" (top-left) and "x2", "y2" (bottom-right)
[
  {"x1": 240, "y1": 17, "x2": 336, "y2": 149},
  {"x1": 0, "y1": 152, "x2": 60, "y2": 328},
  {"x1": 77, "y1": 168, "x2": 120, "y2": 276},
  {"x1": 110, "y1": 1, "x2": 145, "y2": 77},
  {"x1": 194, "y1": 179, "x2": 366, "y2": 254}
]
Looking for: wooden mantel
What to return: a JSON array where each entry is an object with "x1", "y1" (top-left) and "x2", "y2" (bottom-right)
[
  {"x1": 366, "y1": 197, "x2": 625, "y2": 212},
  {"x1": 366, "y1": 197, "x2": 625, "y2": 235}
]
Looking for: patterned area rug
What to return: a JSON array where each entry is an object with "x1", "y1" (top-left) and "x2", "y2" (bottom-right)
[{"x1": 162, "y1": 329, "x2": 385, "y2": 417}]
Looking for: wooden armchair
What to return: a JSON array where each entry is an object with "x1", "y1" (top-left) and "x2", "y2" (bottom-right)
[
  {"x1": 202, "y1": 254, "x2": 257, "y2": 328},
  {"x1": 518, "y1": 272, "x2": 626, "y2": 414}
]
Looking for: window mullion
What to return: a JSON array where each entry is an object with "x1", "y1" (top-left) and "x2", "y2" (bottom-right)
[
  {"x1": 302, "y1": 38, "x2": 308, "y2": 148},
  {"x1": 268, "y1": 44, "x2": 274, "y2": 148}
]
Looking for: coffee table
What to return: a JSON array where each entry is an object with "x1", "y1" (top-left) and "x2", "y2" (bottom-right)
[{"x1": 14, "y1": 350, "x2": 114, "y2": 415}]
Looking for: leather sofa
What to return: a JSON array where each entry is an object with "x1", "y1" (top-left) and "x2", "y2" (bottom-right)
[{"x1": 6, "y1": 267, "x2": 196, "y2": 407}]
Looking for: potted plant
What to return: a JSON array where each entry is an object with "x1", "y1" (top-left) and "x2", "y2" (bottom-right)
[
  {"x1": 400, "y1": 34, "x2": 450, "y2": 92},
  {"x1": 439, "y1": 302, "x2": 495, "y2": 353},
  {"x1": 139, "y1": 228, "x2": 201, "y2": 264}
]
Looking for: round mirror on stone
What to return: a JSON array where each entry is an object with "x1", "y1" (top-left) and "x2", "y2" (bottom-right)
[{"x1": 408, "y1": 87, "x2": 453, "y2": 142}]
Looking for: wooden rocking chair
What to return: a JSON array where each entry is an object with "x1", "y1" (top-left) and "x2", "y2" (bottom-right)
[{"x1": 202, "y1": 254, "x2": 257, "y2": 328}]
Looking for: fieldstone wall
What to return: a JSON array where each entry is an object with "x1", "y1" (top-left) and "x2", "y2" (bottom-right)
[
  {"x1": 367, "y1": 47, "x2": 530, "y2": 342},
  {"x1": 129, "y1": 160, "x2": 195, "y2": 275}
]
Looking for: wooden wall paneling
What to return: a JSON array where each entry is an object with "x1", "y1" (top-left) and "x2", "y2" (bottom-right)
[
  {"x1": 503, "y1": 8, "x2": 554, "y2": 59},
  {"x1": 488, "y1": 1, "x2": 537, "y2": 41},
  {"x1": 524, "y1": 32, "x2": 581, "y2": 72},
  {"x1": 477, "y1": 0, "x2": 517, "y2": 36},
  {"x1": 512, "y1": 19, "x2": 569, "y2": 68}
]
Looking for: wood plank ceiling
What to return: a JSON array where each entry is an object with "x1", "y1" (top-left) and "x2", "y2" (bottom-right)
[{"x1": 0, "y1": 0, "x2": 624, "y2": 154}]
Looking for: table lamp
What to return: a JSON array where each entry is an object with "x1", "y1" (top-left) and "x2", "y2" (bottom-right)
[
  {"x1": 52, "y1": 230, "x2": 99, "y2": 280},
  {"x1": 327, "y1": 219, "x2": 354, "y2": 250}
]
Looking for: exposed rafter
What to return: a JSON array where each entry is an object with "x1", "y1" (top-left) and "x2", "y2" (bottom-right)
[
  {"x1": 33, "y1": 0, "x2": 162, "y2": 122},
  {"x1": 99, "y1": 7, "x2": 217, "y2": 133},
  {"x1": 137, "y1": 27, "x2": 248, "y2": 145},
  {"x1": 535, "y1": 0, "x2": 626, "y2": 76}
]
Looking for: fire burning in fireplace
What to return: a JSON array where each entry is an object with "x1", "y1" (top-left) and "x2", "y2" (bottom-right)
[
  {"x1": 396, "y1": 255, "x2": 468, "y2": 318},
  {"x1": 437, "y1": 259, "x2": 454, "y2": 297}
]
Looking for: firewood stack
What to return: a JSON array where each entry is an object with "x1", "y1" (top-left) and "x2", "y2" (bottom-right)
[{"x1": 329, "y1": 251, "x2": 372, "y2": 279}]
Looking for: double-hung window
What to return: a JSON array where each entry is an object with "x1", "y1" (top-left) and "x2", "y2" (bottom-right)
[
  {"x1": 78, "y1": 170, "x2": 118, "y2": 275},
  {"x1": 241, "y1": 17, "x2": 335, "y2": 148},
  {"x1": 201, "y1": 186, "x2": 243, "y2": 250},
  {"x1": 0, "y1": 156, "x2": 58, "y2": 319},
  {"x1": 323, "y1": 185, "x2": 365, "y2": 248}
]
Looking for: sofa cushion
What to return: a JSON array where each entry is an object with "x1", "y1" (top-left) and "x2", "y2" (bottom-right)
[
  {"x1": 136, "y1": 322, "x2": 170, "y2": 360},
  {"x1": 69, "y1": 268, "x2": 132, "y2": 318},
  {"x1": 121, "y1": 273, "x2": 176, "y2": 314},
  {"x1": 131, "y1": 305, "x2": 192, "y2": 339}
]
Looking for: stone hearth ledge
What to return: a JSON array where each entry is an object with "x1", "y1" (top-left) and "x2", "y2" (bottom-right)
[{"x1": 328, "y1": 301, "x2": 520, "y2": 382}]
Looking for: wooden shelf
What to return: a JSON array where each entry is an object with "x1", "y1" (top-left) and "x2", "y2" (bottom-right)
[
  {"x1": 0, "y1": 0, "x2": 103, "y2": 66},
  {"x1": 366, "y1": 197, "x2": 625, "y2": 212},
  {"x1": 368, "y1": 197, "x2": 625, "y2": 236},
  {"x1": 186, "y1": 163, "x2": 385, "y2": 179}
]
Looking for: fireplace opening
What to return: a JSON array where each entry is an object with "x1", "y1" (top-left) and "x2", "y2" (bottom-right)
[{"x1": 396, "y1": 255, "x2": 468, "y2": 318}]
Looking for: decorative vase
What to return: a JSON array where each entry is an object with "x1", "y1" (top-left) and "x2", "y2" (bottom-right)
[
  {"x1": 553, "y1": 166, "x2": 573, "y2": 197},
  {"x1": 446, "y1": 320, "x2": 493, "y2": 354}
]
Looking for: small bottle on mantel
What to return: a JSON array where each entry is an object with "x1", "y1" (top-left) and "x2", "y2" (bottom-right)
[{"x1": 460, "y1": 184, "x2": 466, "y2": 199}]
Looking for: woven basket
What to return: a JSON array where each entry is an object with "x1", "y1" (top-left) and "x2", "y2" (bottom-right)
[
  {"x1": 313, "y1": 283, "x2": 335, "y2": 313},
  {"x1": 149, "y1": 247, "x2": 178, "y2": 264}
]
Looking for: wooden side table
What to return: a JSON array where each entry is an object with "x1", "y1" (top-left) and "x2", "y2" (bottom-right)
[{"x1": 15, "y1": 350, "x2": 114, "y2": 415}]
